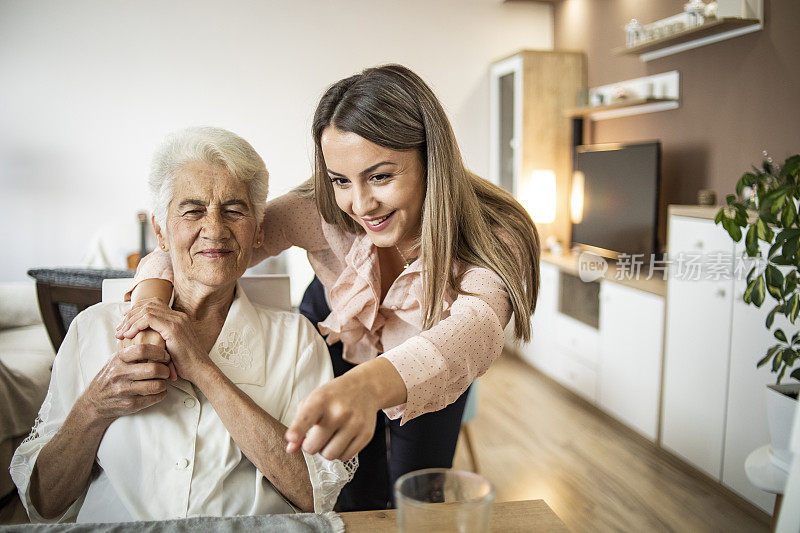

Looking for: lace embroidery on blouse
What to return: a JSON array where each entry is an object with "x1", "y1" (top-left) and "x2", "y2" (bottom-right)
[
  {"x1": 21, "y1": 388, "x2": 54, "y2": 445},
  {"x1": 310, "y1": 454, "x2": 359, "y2": 512},
  {"x1": 215, "y1": 327, "x2": 254, "y2": 370},
  {"x1": 343, "y1": 456, "x2": 358, "y2": 479},
  {"x1": 11, "y1": 387, "x2": 58, "y2": 496},
  {"x1": 9, "y1": 451, "x2": 32, "y2": 492}
]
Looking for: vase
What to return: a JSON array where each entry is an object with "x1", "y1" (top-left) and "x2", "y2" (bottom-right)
[{"x1": 765, "y1": 383, "x2": 800, "y2": 471}]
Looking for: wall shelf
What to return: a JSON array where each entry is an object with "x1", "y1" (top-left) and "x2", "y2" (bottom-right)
[
  {"x1": 565, "y1": 98, "x2": 679, "y2": 121},
  {"x1": 615, "y1": 17, "x2": 762, "y2": 62},
  {"x1": 566, "y1": 71, "x2": 680, "y2": 122}
]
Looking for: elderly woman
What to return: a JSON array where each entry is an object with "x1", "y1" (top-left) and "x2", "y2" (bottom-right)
[{"x1": 9, "y1": 127, "x2": 354, "y2": 523}]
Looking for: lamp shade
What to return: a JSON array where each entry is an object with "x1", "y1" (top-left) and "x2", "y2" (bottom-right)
[{"x1": 520, "y1": 170, "x2": 556, "y2": 223}]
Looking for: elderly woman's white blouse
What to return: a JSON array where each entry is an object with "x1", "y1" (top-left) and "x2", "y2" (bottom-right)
[{"x1": 10, "y1": 285, "x2": 356, "y2": 523}]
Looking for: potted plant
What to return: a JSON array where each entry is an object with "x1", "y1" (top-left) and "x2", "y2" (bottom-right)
[{"x1": 716, "y1": 153, "x2": 800, "y2": 470}]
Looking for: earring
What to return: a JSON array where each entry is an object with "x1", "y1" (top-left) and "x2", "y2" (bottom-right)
[
  {"x1": 160, "y1": 243, "x2": 167, "y2": 251},
  {"x1": 255, "y1": 240, "x2": 262, "y2": 246}
]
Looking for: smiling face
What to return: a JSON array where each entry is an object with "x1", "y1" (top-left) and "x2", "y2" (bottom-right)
[
  {"x1": 321, "y1": 127, "x2": 426, "y2": 253},
  {"x1": 154, "y1": 160, "x2": 263, "y2": 292}
]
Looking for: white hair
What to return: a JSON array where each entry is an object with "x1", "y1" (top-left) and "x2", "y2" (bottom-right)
[{"x1": 149, "y1": 126, "x2": 268, "y2": 229}]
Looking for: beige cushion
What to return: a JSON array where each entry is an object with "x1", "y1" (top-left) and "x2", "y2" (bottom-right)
[{"x1": 0, "y1": 283, "x2": 42, "y2": 330}]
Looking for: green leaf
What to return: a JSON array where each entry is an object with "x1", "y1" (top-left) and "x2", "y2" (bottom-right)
[
  {"x1": 775, "y1": 328, "x2": 788, "y2": 342},
  {"x1": 753, "y1": 276, "x2": 767, "y2": 307},
  {"x1": 784, "y1": 236, "x2": 800, "y2": 263},
  {"x1": 788, "y1": 294, "x2": 800, "y2": 323},
  {"x1": 777, "y1": 364, "x2": 787, "y2": 383},
  {"x1": 772, "y1": 193, "x2": 788, "y2": 218},
  {"x1": 756, "y1": 217, "x2": 775, "y2": 242},
  {"x1": 784, "y1": 271, "x2": 798, "y2": 297},
  {"x1": 780, "y1": 155, "x2": 800, "y2": 178},
  {"x1": 772, "y1": 255, "x2": 793, "y2": 266},
  {"x1": 783, "y1": 199, "x2": 798, "y2": 228},
  {"x1": 769, "y1": 239, "x2": 783, "y2": 259},
  {"x1": 764, "y1": 221, "x2": 777, "y2": 243},
  {"x1": 722, "y1": 218, "x2": 743, "y2": 242},
  {"x1": 773, "y1": 349, "x2": 784, "y2": 371},
  {"x1": 715, "y1": 208, "x2": 725, "y2": 224},
  {"x1": 726, "y1": 194, "x2": 736, "y2": 205},
  {"x1": 733, "y1": 206, "x2": 748, "y2": 227},
  {"x1": 791, "y1": 368, "x2": 800, "y2": 381},
  {"x1": 743, "y1": 278, "x2": 755, "y2": 304},
  {"x1": 760, "y1": 187, "x2": 789, "y2": 223},
  {"x1": 775, "y1": 229, "x2": 800, "y2": 245},
  {"x1": 759, "y1": 345, "x2": 781, "y2": 367},
  {"x1": 745, "y1": 226, "x2": 758, "y2": 257},
  {"x1": 767, "y1": 305, "x2": 783, "y2": 328},
  {"x1": 765, "y1": 265, "x2": 785, "y2": 299},
  {"x1": 792, "y1": 331, "x2": 800, "y2": 345}
]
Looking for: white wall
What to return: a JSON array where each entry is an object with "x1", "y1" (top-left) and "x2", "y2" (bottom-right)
[{"x1": 0, "y1": 0, "x2": 552, "y2": 294}]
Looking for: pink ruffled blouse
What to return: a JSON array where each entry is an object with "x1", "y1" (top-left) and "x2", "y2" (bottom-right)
[{"x1": 131, "y1": 191, "x2": 512, "y2": 424}]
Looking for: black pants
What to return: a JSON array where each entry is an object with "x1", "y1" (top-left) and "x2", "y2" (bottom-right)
[{"x1": 299, "y1": 276, "x2": 469, "y2": 511}]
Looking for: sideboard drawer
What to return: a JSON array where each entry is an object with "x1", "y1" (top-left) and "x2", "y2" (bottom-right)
[
  {"x1": 555, "y1": 354, "x2": 598, "y2": 403},
  {"x1": 554, "y1": 313, "x2": 600, "y2": 368}
]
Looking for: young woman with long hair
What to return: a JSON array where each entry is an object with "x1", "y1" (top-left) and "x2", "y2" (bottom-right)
[{"x1": 117, "y1": 64, "x2": 540, "y2": 510}]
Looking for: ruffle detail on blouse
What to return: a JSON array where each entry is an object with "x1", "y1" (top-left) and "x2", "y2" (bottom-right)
[{"x1": 317, "y1": 234, "x2": 384, "y2": 363}]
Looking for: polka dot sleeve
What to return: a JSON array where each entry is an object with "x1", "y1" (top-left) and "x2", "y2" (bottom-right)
[
  {"x1": 249, "y1": 190, "x2": 331, "y2": 267},
  {"x1": 124, "y1": 249, "x2": 173, "y2": 301},
  {"x1": 380, "y1": 267, "x2": 512, "y2": 424}
]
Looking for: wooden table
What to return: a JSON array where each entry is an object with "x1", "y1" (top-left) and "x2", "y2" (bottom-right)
[{"x1": 339, "y1": 499, "x2": 568, "y2": 532}]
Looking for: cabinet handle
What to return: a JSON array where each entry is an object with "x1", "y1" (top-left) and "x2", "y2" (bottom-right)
[
  {"x1": 716, "y1": 288, "x2": 727, "y2": 298},
  {"x1": 695, "y1": 240, "x2": 705, "y2": 249}
]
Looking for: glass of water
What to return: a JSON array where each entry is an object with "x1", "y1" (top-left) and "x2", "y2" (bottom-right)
[{"x1": 394, "y1": 468, "x2": 494, "y2": 533}]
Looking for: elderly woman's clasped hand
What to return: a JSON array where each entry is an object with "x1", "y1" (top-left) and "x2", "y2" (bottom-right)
[
  {"x1": 116, "y1": 298, "x2": 214, "y2": 383},
  {"x1": 83, "y1": 343, "x2": 171, "y2": 421}
]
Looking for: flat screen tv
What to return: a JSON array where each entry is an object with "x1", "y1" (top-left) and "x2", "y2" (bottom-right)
[{"x1": 570, "y1": 141, "x2": 661, "y2": 260}]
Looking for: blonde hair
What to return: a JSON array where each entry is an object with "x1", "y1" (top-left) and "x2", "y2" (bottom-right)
[{"x1": 302, "y1": 65, "x2": 540, "y2": 341}]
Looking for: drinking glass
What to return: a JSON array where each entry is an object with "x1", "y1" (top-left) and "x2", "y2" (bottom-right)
[{"x1": 394, "y1": 468, "x2": 494, "y2": 533}]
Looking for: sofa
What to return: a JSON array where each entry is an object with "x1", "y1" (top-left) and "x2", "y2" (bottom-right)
[{"x1": 0, "y1": 282, "x2": 55, "y2": 520}]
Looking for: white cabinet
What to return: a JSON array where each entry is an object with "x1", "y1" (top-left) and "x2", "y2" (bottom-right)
[
  {"x1": 518, "y1": 261, "x2": 665, "y2": 426},
  {"x1": 489, "y1": 54, "x2": 522, "y2": 195},
  {"x1": 520, "y1": 261, "x2": 559, "y2": 375},
  {"x1": 661, "y1": 216, "x2": 735, "y2": 479},
  {"x1": 489, "y1": 50, "x2": 585, "y2": 247},
  {"x1": 556, "y1": 354, "x2": 599, "y2": 402},
  {"x1": 551, "y1": 310, "x2": 600, "y2": 402},
  {"x1": 722, "y1": 246, "x2": 778, "y2": 513},
  {"x1": 514, "y1": 211, "x2": 780, "y2": 511},
  {"x1": 522, "y1": 263, "x2": 600, "y2": 401},
  {"x1": 599, "y1": 282, "x2": 665, "y2": 441}
]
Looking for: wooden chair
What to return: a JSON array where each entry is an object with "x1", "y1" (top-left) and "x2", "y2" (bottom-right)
[
  {"x1": 27, "y1": 268, "x2": 132, "y2": 352},
  {"x1": 461, "y1": 381, "x2": 481, "y2": 473}
]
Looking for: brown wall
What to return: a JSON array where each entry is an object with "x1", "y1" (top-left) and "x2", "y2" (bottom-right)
[{"x1": 553, "y1": 0, "x2": 800, "y2": 251}]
